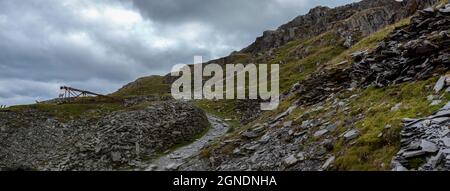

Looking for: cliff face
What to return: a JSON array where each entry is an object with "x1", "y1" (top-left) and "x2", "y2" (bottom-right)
[{"x1": 242, "y1": 0, "x2": 439, "y2": 54}]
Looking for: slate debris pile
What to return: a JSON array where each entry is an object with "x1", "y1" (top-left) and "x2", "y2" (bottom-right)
[
  {"x1": 351, "y1": 4, "x2": 450, "y2": 87},
  {"x1": 392, "y1": 101, "x2": 450, "y2": 171},
  {"x1": 294, "y1": 69, "x2": 352, "y2": 106},
  {"x1": 195, "y1": 96, "x2": 359, "y2": 171},
  {"x1": 0, "y1": 101, "x2": 209, "y2": 170}
]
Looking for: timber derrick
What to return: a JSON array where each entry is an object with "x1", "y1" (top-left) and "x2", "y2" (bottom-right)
[{"x1": 58, "y1": 86, "x2": 120, "y2": 103}]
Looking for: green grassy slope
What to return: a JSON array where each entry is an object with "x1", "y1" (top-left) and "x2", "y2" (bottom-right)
[
  {"x1": 197, "y1": 11, "x2": 450, "y2": 170},
  {"x1": 112, "y1": 75, "x2": 171, "y2": 97}
]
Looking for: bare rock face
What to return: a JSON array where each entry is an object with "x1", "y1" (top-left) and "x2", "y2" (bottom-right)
[
  {"x1": 242, "y1": 0, "x2": 439, "y2": 54},
  {"x1": 351, "y1": 4, "x2": 450, "y2": 87},
  {"x1": 392, "y1": 101, "x2": 450, "y2": 171},
  {"x1": 0, "y1": 101, "x2": 209, "y2": 171}
]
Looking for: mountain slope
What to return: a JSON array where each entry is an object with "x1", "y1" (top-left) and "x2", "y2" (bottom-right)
[
  {"x1": 108, "y1": 0, "x2": 449, "y2": 171},
  {"x1": 179, "y1": 0, "x2": 450, "y2": 171},
  {"x1": 1, "y1": 0, "x2": 449, "y2": 171}
]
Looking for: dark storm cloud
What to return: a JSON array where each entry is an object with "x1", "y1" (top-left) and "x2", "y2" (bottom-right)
[
  {"x1": 130, "y1": 0, "x2": 359, "y2": 45},
  {"x1": 0, "y1": 0, "x2": 357, "y2": 106}
]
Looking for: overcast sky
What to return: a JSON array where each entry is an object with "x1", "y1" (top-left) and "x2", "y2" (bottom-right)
[{"x1": 0, "y1": 0, "x2": 358, "y2": 106}]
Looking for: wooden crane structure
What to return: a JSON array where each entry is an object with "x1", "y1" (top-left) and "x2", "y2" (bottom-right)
[
  {"x1": 58, "y1": 86, "x2": 122, "y2": 103},
  {"x1": 58, "y1": 86, "x2": 107, "y2": 98}
]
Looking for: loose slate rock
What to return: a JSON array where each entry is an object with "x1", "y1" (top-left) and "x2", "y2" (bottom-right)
[
  {"x1": 442, "y1": 138, "x2": 450, "y2": 147},
  {"x1": 343, "y1": 129, "x2": 359, "y2": 141},
  {"x1": 284, "y1": 155, "x2": 298, "y2": 167},
  {"x1": 434, "y1": 76, "x2": 446, "y2": 92},
  {"x1": 431, "y1": 100, "x2": 442, "y2": 106},
  {"x1": 321, "y1": 156, "x2": 335, "y2": 170},
  {"x1": 241, "y1": 131, "x2": 258, "y2": 139},
  {"x1": 314, "y1": 129, "x2": 329, "y2": 137},
  {"x1": 283, "y1": 121, "x2": 293, "y2": 128},
  {"x1": 392, "y1": 101, "x2": 450, "y2": 171},
  {"x1": 350, "y1": 5, "x2": 450, "y2": 88},
  {"x1": 420, "y1": 140, "x2": 438, "y2": 153},
  {"x1": 326, "y1": 124, "x2": 338, "y2": 132}
]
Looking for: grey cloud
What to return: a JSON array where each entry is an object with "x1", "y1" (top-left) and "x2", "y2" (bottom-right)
[
  {"x1": 0, "y1": 0, "x2": 357, "y2": 106},
  {"x1": 130, "y1": 0, "x2": 360, "y2": 45}
]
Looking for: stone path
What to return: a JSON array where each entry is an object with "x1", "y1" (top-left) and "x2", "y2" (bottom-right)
[{"x1": 146, "y1": 115, "x2": 228, "y2": 171}]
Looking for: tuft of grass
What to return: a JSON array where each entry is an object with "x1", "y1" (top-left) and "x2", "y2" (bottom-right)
[
  {"x1": 408, "y1": 157, "x2": 427, "y2": 169},
  {"x1": 438, "y1": 0, "x2": 449, "y2": 5}
]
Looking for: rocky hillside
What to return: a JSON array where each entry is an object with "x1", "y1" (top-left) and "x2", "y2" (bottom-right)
[
  {"x1": 186, "y1": 0, "x2": 442, "y2": 126},
  {"x1": 0, "y1": 99, "x2": 209, "y2": 170},
  {"x1": 242, "y1": 0, "x2": 438, "y2": 54},
  {"x1": 1, "y1": 0, "x2": 449, "y2": 171},
  {"x1": 99, "y1": 0, "x2": 450, "y2": 171},
  {"x1": 177, "y1": 0, "x2": 450, "y2": 171}
]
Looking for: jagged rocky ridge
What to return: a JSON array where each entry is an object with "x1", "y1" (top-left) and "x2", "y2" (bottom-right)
[
  {"x1": 0, "y1": 100, "x2": 208, "y2": 170},
  {"x1": 242, "y1": 0, "x2": 439, "y2": 54},
  {"x1": 351, "y1": 4, "x2": 450, "y2": 87}
]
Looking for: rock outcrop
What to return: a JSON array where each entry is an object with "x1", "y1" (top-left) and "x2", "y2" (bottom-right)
[
  {"x1": 0, "y1": 100, "x2": 209, "y2": 170},
  {"x1": 242, "y1": 0, "x2": 439, "y2": 54}
]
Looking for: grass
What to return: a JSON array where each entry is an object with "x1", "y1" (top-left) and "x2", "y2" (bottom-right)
[
  {"x1": 333, "y1": 77, "x2": 450, "y2": 170},
  {"x1": 9, "y1": 102, "x2": 123, "y2": 122},
  {"x1": 194, "y1": 31, "x2": 346, "y2": 121},
  {"x1": 190, "y1": 13, "x2": 450, "y2": 170},
  {"x1": 269, "y1": 32, "x2": 347, "y2": 92},
  {"x1": 9, "y1": 2, "x2": 446, "y2": 170},
  {"x1": 328, "y1": 17, "x2": 411, "y2": 68},
  {"x1": 438, "y1": 0, "x2": 449, "y2": 5},
  {"x1": 112, "y1": 75, "x2": 170, "y2": 97},
  {"x1": 195, "y1": 99, "x2": 240, "y2": 132},
  {"x1": 279, "y1": 46, "x2": 345, "y2": 92}
]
